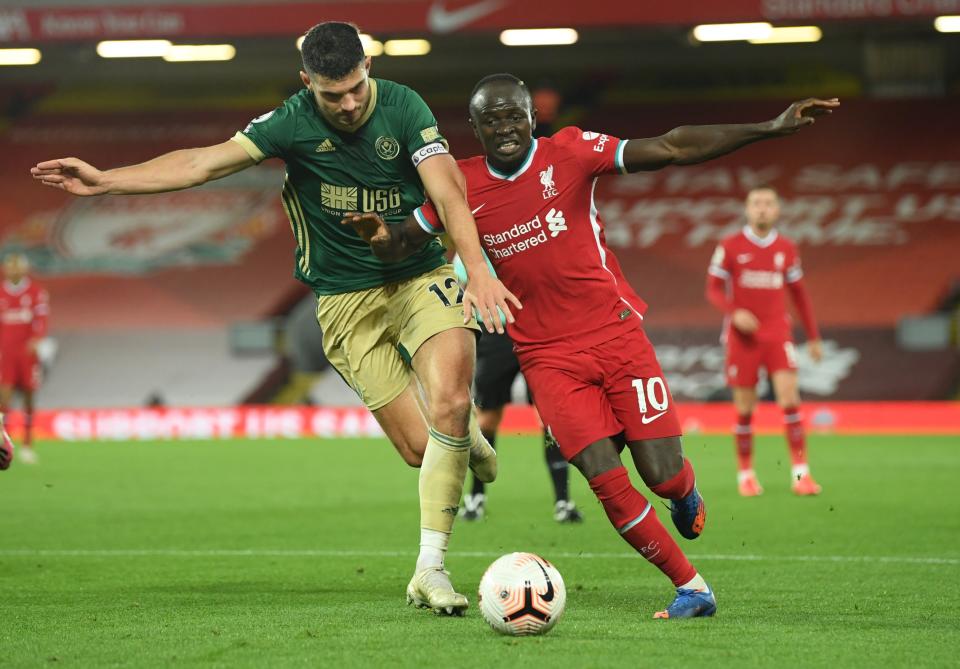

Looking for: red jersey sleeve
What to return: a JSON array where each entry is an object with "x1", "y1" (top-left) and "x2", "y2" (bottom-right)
[
  {"x1": 783, "y1": 241, "x2": 804, "y2": 284},
  {"x1": 552, "y1": 126, "x2": 627, "y2": 177},
  {"x1": 33, "y1": 287, "x2": 49, "y2": 339},
  {"x1": 783, "y1": 243, "x2": 819, "y2": 340},
  {"x1": 705, "y1": 242, "x2": 733, "y2": 313},
  {"x1": 413, "y1": 201, "x2": 444, "y2": 236},
  {"x1": 707, "y1": 242, "x2": 733, "y2": 281}
]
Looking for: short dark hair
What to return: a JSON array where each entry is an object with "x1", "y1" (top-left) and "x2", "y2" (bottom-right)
[
  {"x1": 300, "y1": 22, "x2": 365, "y2": 80},
  {"x1": 469, "y1": 73, "x2": 532, "y2": 108}
]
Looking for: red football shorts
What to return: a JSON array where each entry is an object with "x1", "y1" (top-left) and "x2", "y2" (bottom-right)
[
  {"x1": 725, "y1": 333, "x2": 798, "y2": 387},
  {"x1": 519, "y1": 326, "x2": 682, "y2": 461},
  {"x1": 0, "y1": 351, "x2": 41, "y2": 391}
]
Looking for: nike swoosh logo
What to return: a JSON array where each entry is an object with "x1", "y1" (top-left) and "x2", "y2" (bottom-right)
[
  {"x1": 534, "y1": 558, "x2": 555, "y2": 602},
  {"x1": 471, "y1": 203, "x2": 486, "y2": 215},
  {"x1": 427, "y1": 0, "x2": 504, "y2": 34},
  {"x1": 641, "y1": 410, "x2": 667, "y2": 425}
]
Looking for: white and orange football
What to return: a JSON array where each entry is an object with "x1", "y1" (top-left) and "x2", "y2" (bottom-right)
[{"x1": 478, "y1": 552, "x2": 566, "y2": 636}]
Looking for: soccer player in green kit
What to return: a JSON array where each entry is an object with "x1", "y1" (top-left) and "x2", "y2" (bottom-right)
[{"x1": 31, "y1": 22, "x2": 520, "y2": 616}]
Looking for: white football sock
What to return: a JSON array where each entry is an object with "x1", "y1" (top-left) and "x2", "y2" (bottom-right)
[
  {"x1": 680, "y1": 573, "x2": 709, "y2": 592},
  {"x1": 416, "y1": 528, "x2": 449, "y2": 571}
]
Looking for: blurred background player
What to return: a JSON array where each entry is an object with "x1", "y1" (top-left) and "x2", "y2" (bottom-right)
[
  {"x1": 0, "y1": 253, "x2": 49, "y2": 466},
  {"x1": 706, "y1": 186, "x2": 823, "y2": 497},
  {"x1": 451, "y1": 254, "x2": 582, "y2": 524}
]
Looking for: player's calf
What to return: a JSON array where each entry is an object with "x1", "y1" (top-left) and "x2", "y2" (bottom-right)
[{"x1": 467, "y1": 412, "x2": 498, "y2": 483}]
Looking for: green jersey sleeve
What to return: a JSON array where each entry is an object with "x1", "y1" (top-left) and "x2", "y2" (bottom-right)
[
  {"x1": 231, "y1": 102, "x2": 299, "y2": 163},
  {"x1": 398, "y1": 87, "x2": 448, "y2": 165}
]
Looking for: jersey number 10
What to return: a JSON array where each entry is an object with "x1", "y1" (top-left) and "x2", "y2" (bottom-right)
[{"x1": 631, "y1": 377, "x2": 669, "y2": 414}]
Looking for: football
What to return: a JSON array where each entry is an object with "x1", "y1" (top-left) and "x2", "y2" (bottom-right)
[{"x1": 478, "y1": 552, "x2": 566, "y2": 636}]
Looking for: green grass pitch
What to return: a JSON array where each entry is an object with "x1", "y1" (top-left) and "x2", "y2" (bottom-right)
[{"x1": 1, "y1": 433, "x2": 958, "y2": 668}]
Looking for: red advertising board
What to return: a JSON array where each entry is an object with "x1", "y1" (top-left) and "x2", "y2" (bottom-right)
[{"x1": 5, "y1": 402, "x2": 958, "y2": 442}]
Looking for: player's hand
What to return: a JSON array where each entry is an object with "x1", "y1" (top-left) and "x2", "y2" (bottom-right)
[
  {"x1": 26, "y1": 339, "x2": 39, "y2": 355},
  {"x1": 808, "y1": 339, "x2": 823, "y2": 363},
  {"x1": 341, "y1": 212, "x2": 391, "y2": 245},
  {"x1": 731, "y1": 308, "x2": 759, "y2": 334},
  {"x1": 769, "y1": 98, "x2": 839, "y2": 134},
  {"x1": 30, "y1": 157, "x2": 108, "y2": 196},
  {"x1": 463, "y1": 272, "x2": 522, "y2": 334}
]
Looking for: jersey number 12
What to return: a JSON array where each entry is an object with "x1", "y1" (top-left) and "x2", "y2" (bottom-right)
[{"x1": 427, "y1": 277, "x2": 464, "y2": 308}]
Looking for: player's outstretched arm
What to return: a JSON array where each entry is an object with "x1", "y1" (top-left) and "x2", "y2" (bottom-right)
[
  {"x1": 622, "y1": 98, "x2": 840, "y2": 172},
  {"x1": 341, "y1": 212, "x2": 430, "y2": 263},
  {"x1": 416, "y1": 154, "x2": 521, "y2": 333},
  {"x1": 30, "y1": 140, "x2": 256, "y2": 196}
]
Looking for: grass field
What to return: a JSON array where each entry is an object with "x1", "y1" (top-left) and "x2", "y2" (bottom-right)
[{"x1": 2, "y1": 433, "x2": 958, "y2": 668}]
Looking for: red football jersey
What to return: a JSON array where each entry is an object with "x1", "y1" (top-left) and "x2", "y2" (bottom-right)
[
  {"x1": 416, "y1": 127, "x2": 647, "y2": 352},
  {"x1": 0, "y1": 277, "x2": 49, "y2": 351},
  {"x1": 708, "y1": 227, "x2": 815, "y2": 342}
]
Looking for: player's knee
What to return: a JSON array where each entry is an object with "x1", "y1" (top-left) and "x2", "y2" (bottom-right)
[
  {"x1": 570, "y1": 439, "x2": 623, "y2": 481},
  {"x1": 631, "y1": 437, "x2": 684, "y2": 487},
  {"x1": 427, "y1": 387, "x2": 472, "y2": 432},
  {"x1": 775, "y1": 391, "x2": 800, "y2": 409}
]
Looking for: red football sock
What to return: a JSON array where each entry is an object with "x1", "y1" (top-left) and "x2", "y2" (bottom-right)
[
  {"x1": 24, "y1": 411, "x2": 33, "y2": 448},
  {"x1": 589, "y1": 467, "x2": 696, "y2": 587},
  {"x1": 735, "y1": 413, "x2": 753, "y2": 471},
  {"x1": 649, "y1": 458, "x2": 695, "y2": 500},
  {"x1": 784, "y1": 407, "x2": 806, "y2": 466}
]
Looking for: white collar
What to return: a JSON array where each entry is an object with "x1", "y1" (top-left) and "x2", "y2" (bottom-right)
[
  {"x1": 743, "y1": 225, "x2": 778, "y2": 248},
  {"x1": 485, "y1": 138, "x2": 538, "y2": 182},
  {"x1": 3, "y1": 278, "x2": 30, "y2": 294}
]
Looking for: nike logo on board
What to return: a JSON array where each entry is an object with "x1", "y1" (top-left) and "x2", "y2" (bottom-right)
[{"x1": 427, "y1": 0, "x2": 504, "y2": 34}]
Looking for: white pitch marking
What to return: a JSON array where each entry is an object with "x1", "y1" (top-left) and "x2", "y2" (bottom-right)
[{"x1": 0, "y1": 549, "x2": 956, "y2": 565}]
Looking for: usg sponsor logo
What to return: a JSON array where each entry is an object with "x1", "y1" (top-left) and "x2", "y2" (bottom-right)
[{"x1": 320, "y1": 182, "x2": 401, "y2": 214}]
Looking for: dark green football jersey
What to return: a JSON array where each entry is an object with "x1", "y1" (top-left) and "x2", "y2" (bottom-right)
[{"x1": 232, "y1": 78, "x2": 448, "y2": 295}]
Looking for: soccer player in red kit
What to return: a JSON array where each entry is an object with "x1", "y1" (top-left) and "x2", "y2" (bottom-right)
[
  {"x1": 0, "y1": 253, "x2": 48, "y2": 467},
  {"x1": 707, "y1": 187, "x2": 823, "y2": 497},
  {"x1": 345, "y1": 74, "x2": 837, "y2": 618}
]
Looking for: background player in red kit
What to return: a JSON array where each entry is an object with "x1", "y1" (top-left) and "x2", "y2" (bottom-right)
[
  {"x1": 345, "y1": 73, "x2": 838, "y2": 619},
  {"x1": 0, "y1": 253, "x2": 49, "y2": 467},
  {"x1": 707, "y1": 187, "x2": 823, "y2": 497}
]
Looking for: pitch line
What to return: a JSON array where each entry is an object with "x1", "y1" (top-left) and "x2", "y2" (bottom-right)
[{"x1": 0, "y1": 549, "x2": 956, "y2": 566}]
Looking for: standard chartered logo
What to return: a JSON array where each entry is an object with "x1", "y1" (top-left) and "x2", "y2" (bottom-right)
[{"x1": 320, "y1": 182, "x2": 401, "y2": 212}]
